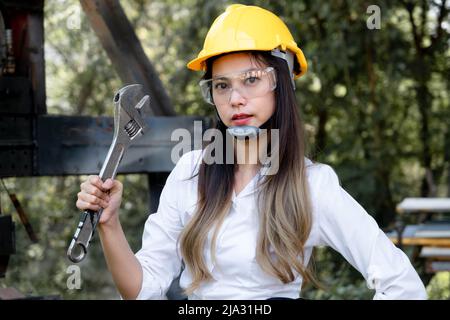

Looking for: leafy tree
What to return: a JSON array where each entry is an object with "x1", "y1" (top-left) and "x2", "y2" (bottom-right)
[{"x1": 1, "y1": 0, "x2": 448, "y2": 299}]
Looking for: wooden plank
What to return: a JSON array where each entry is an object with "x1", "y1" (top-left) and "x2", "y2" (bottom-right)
[
  {"x1": 426, "y1": 261, "x2": 450, "y2": 273},
  {"x1": 420, "y1": 247, "x2": 450, "y2": 260},
  {"x1": 1, "y1": 114, "x2": 211, "y2": 177},
  {"x1": 386, "y1": 223, "x2": 450, "y2": 238},
  {"x1": 414, "y1": 224, "x2": 450, "y2": 238},
  {"x1": 396, "y1": 197, "x2": 450, "y2": 213},
  {"x1": 80, "y1": 0, "x2": 175, "y2": 116},
  {"x1": 389, "y1": 237, "x2": 450, "y2": 247},
  {"x1": 35, "y1": 115, "x2": 209, "y2": 176}
]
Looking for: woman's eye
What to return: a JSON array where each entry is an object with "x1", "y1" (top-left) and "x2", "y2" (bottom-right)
[
  {"x1": 214, "y1": 82, "x2": 228, "y2": 90},
  {"x1": 245, "y1": 76, "x2": 259, "y2": 84}
]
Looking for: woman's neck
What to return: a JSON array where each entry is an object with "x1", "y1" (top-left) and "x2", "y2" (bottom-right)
[{"x1": 233, "y1": 130, "x2": 268, "y2": 171}]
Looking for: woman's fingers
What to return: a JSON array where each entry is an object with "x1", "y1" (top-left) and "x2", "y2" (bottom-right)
[
  {"x1": 76, "y1": 176, "x2": 122, "y2": 223},
  {"x1": 76, "y1": 177, "x2": 122, "y2": 226},
  {"x1": 76, "y1": 198, "x2": 101, "y2": 212},
  {"x1": 103, "y1": 178, "x2": 123, "y2": 197},
  {"x1": 102, "y1": 178, "x2": 114, "y2": 190},
  {"x1": 88, "y1": 175, "x2": 105, "y2": 190},
  {"x1": 77, "y1": 191, "x2": 109, "y2": 209},
  {"x1": 80, "y1": 182, "x2": 110, "y2": 202}
]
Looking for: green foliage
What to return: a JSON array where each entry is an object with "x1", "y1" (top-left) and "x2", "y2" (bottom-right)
[
  {"x1": 1, "y1": 174, "x2": 148, "y2": 299},
  {"x1": 1, "y1": 0, "x2": 448, "y2": 299},
  {"x1": 302, "y1": 247, "x2": 374, "y2": 300},
  {"x1": 427, "y1": 272, "x2": 450, "y2": 299}
]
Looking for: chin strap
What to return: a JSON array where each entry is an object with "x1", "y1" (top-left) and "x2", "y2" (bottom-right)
[
  {"x1": 215, "y1": 109, "x2": 272, "y2": 140},
  {"x1": 227, "y1": 125, "x2": 260, "y2": 140}
]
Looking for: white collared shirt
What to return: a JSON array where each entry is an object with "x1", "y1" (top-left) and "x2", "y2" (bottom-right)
[{"x1": 134, "y1": 149, "x2": 427, "y2": 300}]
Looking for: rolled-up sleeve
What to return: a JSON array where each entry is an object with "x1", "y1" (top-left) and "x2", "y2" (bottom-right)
[
  {"x1": 314, "y1": 164, "x2": 427, "y2": 299},
  {"x1": 133, "y1": 152, "x2": 195, "y2": 299}
]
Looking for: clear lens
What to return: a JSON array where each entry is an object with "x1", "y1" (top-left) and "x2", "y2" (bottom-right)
[
  {"x1": 199, "y1": 79, "x2": 215, "y2": 105},
  {"x1": 199, "y1": 67, "x2": 276, "y2": 106}
]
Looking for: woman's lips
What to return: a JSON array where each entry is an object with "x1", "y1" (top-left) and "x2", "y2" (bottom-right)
[{"x1": 231, "y1": 115, "x2": 252, "y2": 125}]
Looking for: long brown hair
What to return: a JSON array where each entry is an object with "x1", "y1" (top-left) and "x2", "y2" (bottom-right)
[{"x1": 179, "y1": 51, "x2": 320, "y2": 295}]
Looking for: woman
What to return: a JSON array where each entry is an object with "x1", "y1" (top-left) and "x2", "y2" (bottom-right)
[{"x1": 76, "y1": 4, "x2": 427, "y2": 300}]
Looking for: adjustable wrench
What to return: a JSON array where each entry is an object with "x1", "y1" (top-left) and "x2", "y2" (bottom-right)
[{"x1": 67, "y1": 84, "x2": 151, "y2": 263}]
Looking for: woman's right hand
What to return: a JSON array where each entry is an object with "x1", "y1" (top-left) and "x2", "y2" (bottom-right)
[{"x1": 76, "y1": 175, "x2": 123, "y2": 225}]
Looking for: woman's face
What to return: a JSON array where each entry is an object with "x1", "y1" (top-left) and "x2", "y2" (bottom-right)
[{"x1": 211, "y1": 52, "x2": 276, "y2": 128}]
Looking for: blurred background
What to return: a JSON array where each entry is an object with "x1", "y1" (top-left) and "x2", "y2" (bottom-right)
[{"x1": 0, "y1": 0, "x2": 449, "y2": 299}]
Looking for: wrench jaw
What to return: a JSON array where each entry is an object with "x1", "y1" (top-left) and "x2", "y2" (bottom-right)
[
  {"x1": 125, "y1": 95, "x2": 150, "y2": 138},
  {"x1": 114, "y1": 84, "x2": 151, "y2": 139},
  {"x1": 129, "y1": 95, "x2": 150, "y2": 135},
  {"x1": 123, "y1": 118, "x2": 144, "y2": 141}
]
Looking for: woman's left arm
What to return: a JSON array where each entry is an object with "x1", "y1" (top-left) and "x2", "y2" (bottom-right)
[{"x1": 312, "y1": 164, "x2": 427, "y2": 299}]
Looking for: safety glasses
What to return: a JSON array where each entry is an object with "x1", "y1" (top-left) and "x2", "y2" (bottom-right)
[{"x1": 199, "y1": 67, "x2": 277, "y2": 106}]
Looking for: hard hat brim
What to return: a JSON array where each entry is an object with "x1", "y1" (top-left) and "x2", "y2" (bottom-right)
[{"x1": 187, "y1": 45, "x2": 308, "y2": 79}]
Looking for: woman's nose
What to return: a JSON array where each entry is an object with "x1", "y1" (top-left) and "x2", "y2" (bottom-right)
[{"x1": 228, "y1": 87, "x2": 246, "y2": 106}]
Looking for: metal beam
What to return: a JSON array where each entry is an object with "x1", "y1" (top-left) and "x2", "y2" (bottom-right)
[
  {"x1": 0, "y1": 114, "x2": 211, "y2": 177},
  {"x1": 0, "y1": 0, "x2": 46, "y2": 114}
]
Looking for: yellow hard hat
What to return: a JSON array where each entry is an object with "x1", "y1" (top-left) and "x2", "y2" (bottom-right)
[{"x1": 187, "y1": 4, "x2": 307, "y2": 79}]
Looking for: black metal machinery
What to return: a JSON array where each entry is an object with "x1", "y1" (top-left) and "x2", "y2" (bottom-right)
[{"x1": 0, "y1": 0, "x2": 210, "y2": 292}]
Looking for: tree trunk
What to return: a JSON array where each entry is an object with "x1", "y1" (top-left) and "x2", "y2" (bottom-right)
[
  {"x1": 445, "y1": 128, "x2": 450, "y2": 197},
  {"x1": 366, "y1": 30, "x2": 395, "y2": 227},
  {"x1": 80, "y1": 0, "x2": 176, "y2": 116}
]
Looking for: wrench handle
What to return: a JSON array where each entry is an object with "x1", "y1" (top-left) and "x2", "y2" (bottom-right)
[
  {"x1": 67, "y1": 141, "x2": 126, "y2": 263},
  {"x1": 99, "y1": 141, "x2": 125, "y2": 181}
]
